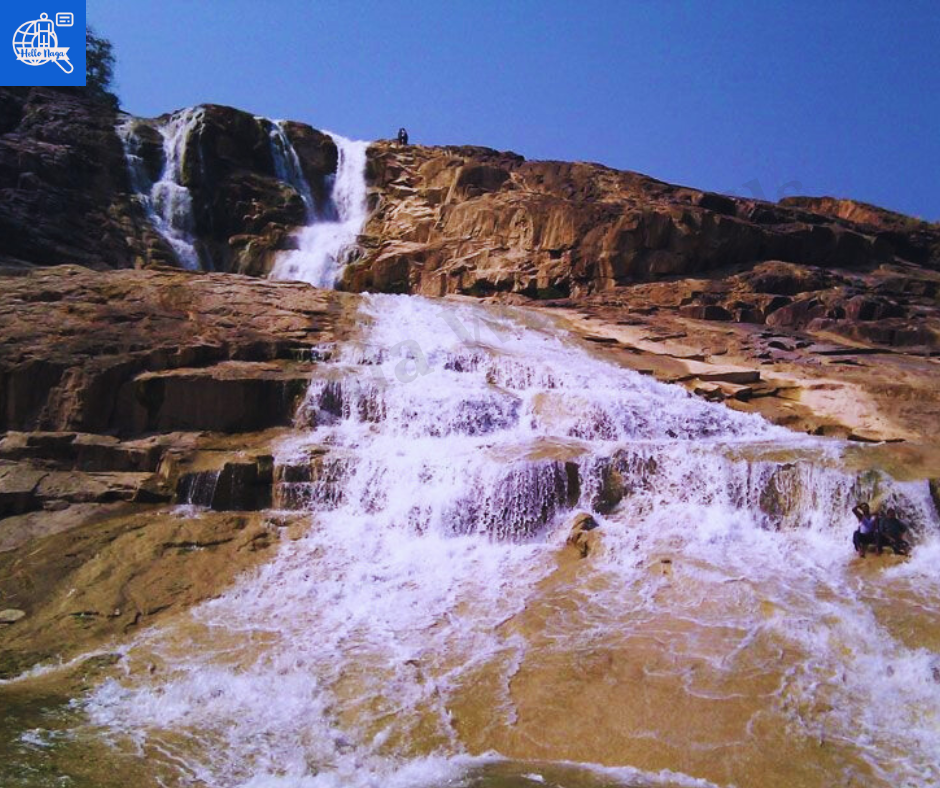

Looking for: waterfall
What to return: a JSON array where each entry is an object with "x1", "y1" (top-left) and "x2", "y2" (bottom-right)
[
  {"x1": 266, "y1": 119, "x2": 315, "y2": 218},
  {"x1": 117, "y1": 108, "x2": 204, "y2": 271},
  {"x1": 81, "y1": 295, "x2": 940, "y2": 788},
  {"x1": 118, "y1": 111, "x2": 364, "y2": 278},
  {"x1": 268, "y1": 131, "x2": 369, "y2": 288}
]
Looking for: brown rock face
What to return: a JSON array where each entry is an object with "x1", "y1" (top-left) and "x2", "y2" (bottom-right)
[
  {"x1": 347, "y1": 143, "x2": 939, "y2": 300},
  {"x1": 0, "y1": 266, "x2": 352, "y2": 673},
  {"x1": 344, "y1": 143, "x2": 938, "y2": 360},
  {"x1": 780, "y1": 196, "x2": 940, "y2": 269},
  {"x1": 0, "y1": 87, "x2": 162, "y2": 270},
  {"x1": 172, "y1": 105, "x2": 338, "y2": 275},
  {"x1": 0, "y1": 266, "x2": 352, "y2": 435}
]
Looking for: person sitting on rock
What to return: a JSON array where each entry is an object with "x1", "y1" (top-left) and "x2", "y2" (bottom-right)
[
  {"x1": 397, "y1": 127, "x2": 409, "y2": 145},
  {"x1": 875, "y1": 507, "x2": 911, "y2": 556},
  {"x1": 852, "y1": 502, "x2": 878, "y2": 558}
]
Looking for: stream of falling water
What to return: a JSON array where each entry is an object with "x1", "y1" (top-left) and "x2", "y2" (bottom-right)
[
  {"x1": 268, "y1": 131, "x2": 369, "y2": 287},
  {"x1": 118, "y1": 109, "x2": 204, "y2": 271},
  {"x1": 267, "y1": 120, "x2": 315, "y2": 217},
  {"x1": 7, "y1": 294, "x2": 927, "y2": 788}
]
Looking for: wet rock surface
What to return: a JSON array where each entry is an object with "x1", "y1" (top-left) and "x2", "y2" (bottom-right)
[
  {"x1": 565, "y1": 511, "x2": 600, "y2": 557},
  {"x1": 0, "y1": 505, "x2": 308, "y2": 678},
  {"x1": 165, "y1": 105, "x2": 338, "y2": 274},
  {"x1": 177, "y1": 454, "x2": 274, "y2": 511}
]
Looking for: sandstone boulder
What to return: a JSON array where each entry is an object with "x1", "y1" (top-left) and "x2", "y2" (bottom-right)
[{"x1": 566, "y1": 512, "x2": 601, "y2": 557}]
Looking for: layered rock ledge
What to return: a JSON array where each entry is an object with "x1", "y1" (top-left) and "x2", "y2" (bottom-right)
[
  {"x1": 352, "y1": 142, "x2": 939, "y2": 302},
  {"x1": 0, "y1": 266, "x2": 353, "y2": 676}
]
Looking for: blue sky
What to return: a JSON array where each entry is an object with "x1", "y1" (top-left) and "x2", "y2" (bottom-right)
[{"x1": 87, "y1": 0, "x2": 940, "y2": 219}]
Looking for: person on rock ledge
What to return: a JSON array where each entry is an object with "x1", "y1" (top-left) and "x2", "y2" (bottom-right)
[
  {"x1": 875, "y1": 507, "x2": 911, "y2": 556},
  {"x1": 852, "y1": 502, "x2": 878, "y2": 557},
  {"x1": 397, "y1": 127, "x2": 409, "y2": 145}
]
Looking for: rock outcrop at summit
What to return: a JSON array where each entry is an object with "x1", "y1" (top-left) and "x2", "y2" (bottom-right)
[
  {"x1": 120, "y1": 105, "x2": 338, "y2": 274},
  {"x1": 351, "y1": 142, "x2": 940, "y2": 301},
  {"x1": 0, "y1": 87, "x2": 157, "y2": 270},
  {"x1": 0, "y1": 87, "x2": 339, "y2": 275},
  {"x1": 344, "y1": 143, "x2": 939, "y2": 355}
]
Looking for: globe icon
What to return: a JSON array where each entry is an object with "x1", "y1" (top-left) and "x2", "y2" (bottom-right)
[{"x1": 12, "y1": 18, "x2": 57, "y2": 67}]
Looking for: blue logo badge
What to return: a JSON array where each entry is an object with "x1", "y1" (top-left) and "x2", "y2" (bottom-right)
[{"x1": 1, "y1": 1, "x2": 85, "y2": 86}]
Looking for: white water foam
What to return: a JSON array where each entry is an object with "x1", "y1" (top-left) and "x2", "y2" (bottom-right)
[
  {"x1": 266, "y1": 118, "x2": 315, "y2": 217},
  {"x1": 269, "y1": 131, "x2": 369, "y2": 287},
  {"x1": 79, "y1": 295, "x2": 940, "y2": 787},
  {"x1": 117, "y1": 108, "x2": 204, "y2": 271}
]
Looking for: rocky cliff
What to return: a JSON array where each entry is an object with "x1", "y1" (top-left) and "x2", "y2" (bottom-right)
[
  {"x1": 0, "y1": 87, "x2": 152, "y2": 269},
  {"x1": 0, "y1": 87, "x2": 338, "y2": 275},
  {"x1": 353, "y1": 143, "x2": 940, "y2": 350},
  {"x1": 5, "y1": 87, "x2": 938, "y2": 301},
  {"x1": 118, "y1": 106, "x2": 338, "y2": 274}
]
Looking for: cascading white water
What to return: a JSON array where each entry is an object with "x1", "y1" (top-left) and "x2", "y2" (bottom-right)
[
  {"x1": 80, "y1": 294, "x2": 940, "y2": 788},
  {"x1": 266, "y1": 119, "x2": 315, "y2": 217},
  {"x1": 118, "y1": 109, "x2": 204, "y2": 271},
  {"x1": 268, "y1": 131, "x2": 369, "y2": 287}
]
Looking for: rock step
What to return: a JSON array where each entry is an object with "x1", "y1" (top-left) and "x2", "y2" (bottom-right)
[
  {"x1": 116, "y1": 361, "x2": 312, "y2": 435},
  {"x1": 177, "y1": 458, "x2": 273, "y2": 512},
  {"x1": 0, "y1": 431, "x2": 164, "y2": 472},
  {"x1": 0, "y1": 462, "x2": 168, "y2": 519}
]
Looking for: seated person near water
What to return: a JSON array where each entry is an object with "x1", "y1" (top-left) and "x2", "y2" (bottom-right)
[
  {"x1": 852, "y1": 502, "x2": 878, "y2": 557},
  {"x1": 876, "y1": 507, "x2": 911, "y2": 556}
]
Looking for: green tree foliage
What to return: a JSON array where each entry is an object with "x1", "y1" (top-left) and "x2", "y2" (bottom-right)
[{"x1": 86, "y1": 26, "x2": 118, "y2": 108}]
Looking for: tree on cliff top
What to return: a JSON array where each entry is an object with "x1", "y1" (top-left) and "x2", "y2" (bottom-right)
[{"x1": 86, "y1": 26, "x2": 118, "y2": 109}]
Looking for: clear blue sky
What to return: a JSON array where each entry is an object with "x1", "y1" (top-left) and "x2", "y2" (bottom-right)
[{"x1": 88, "y1": 0, "x2": 940, "y2": 220}]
